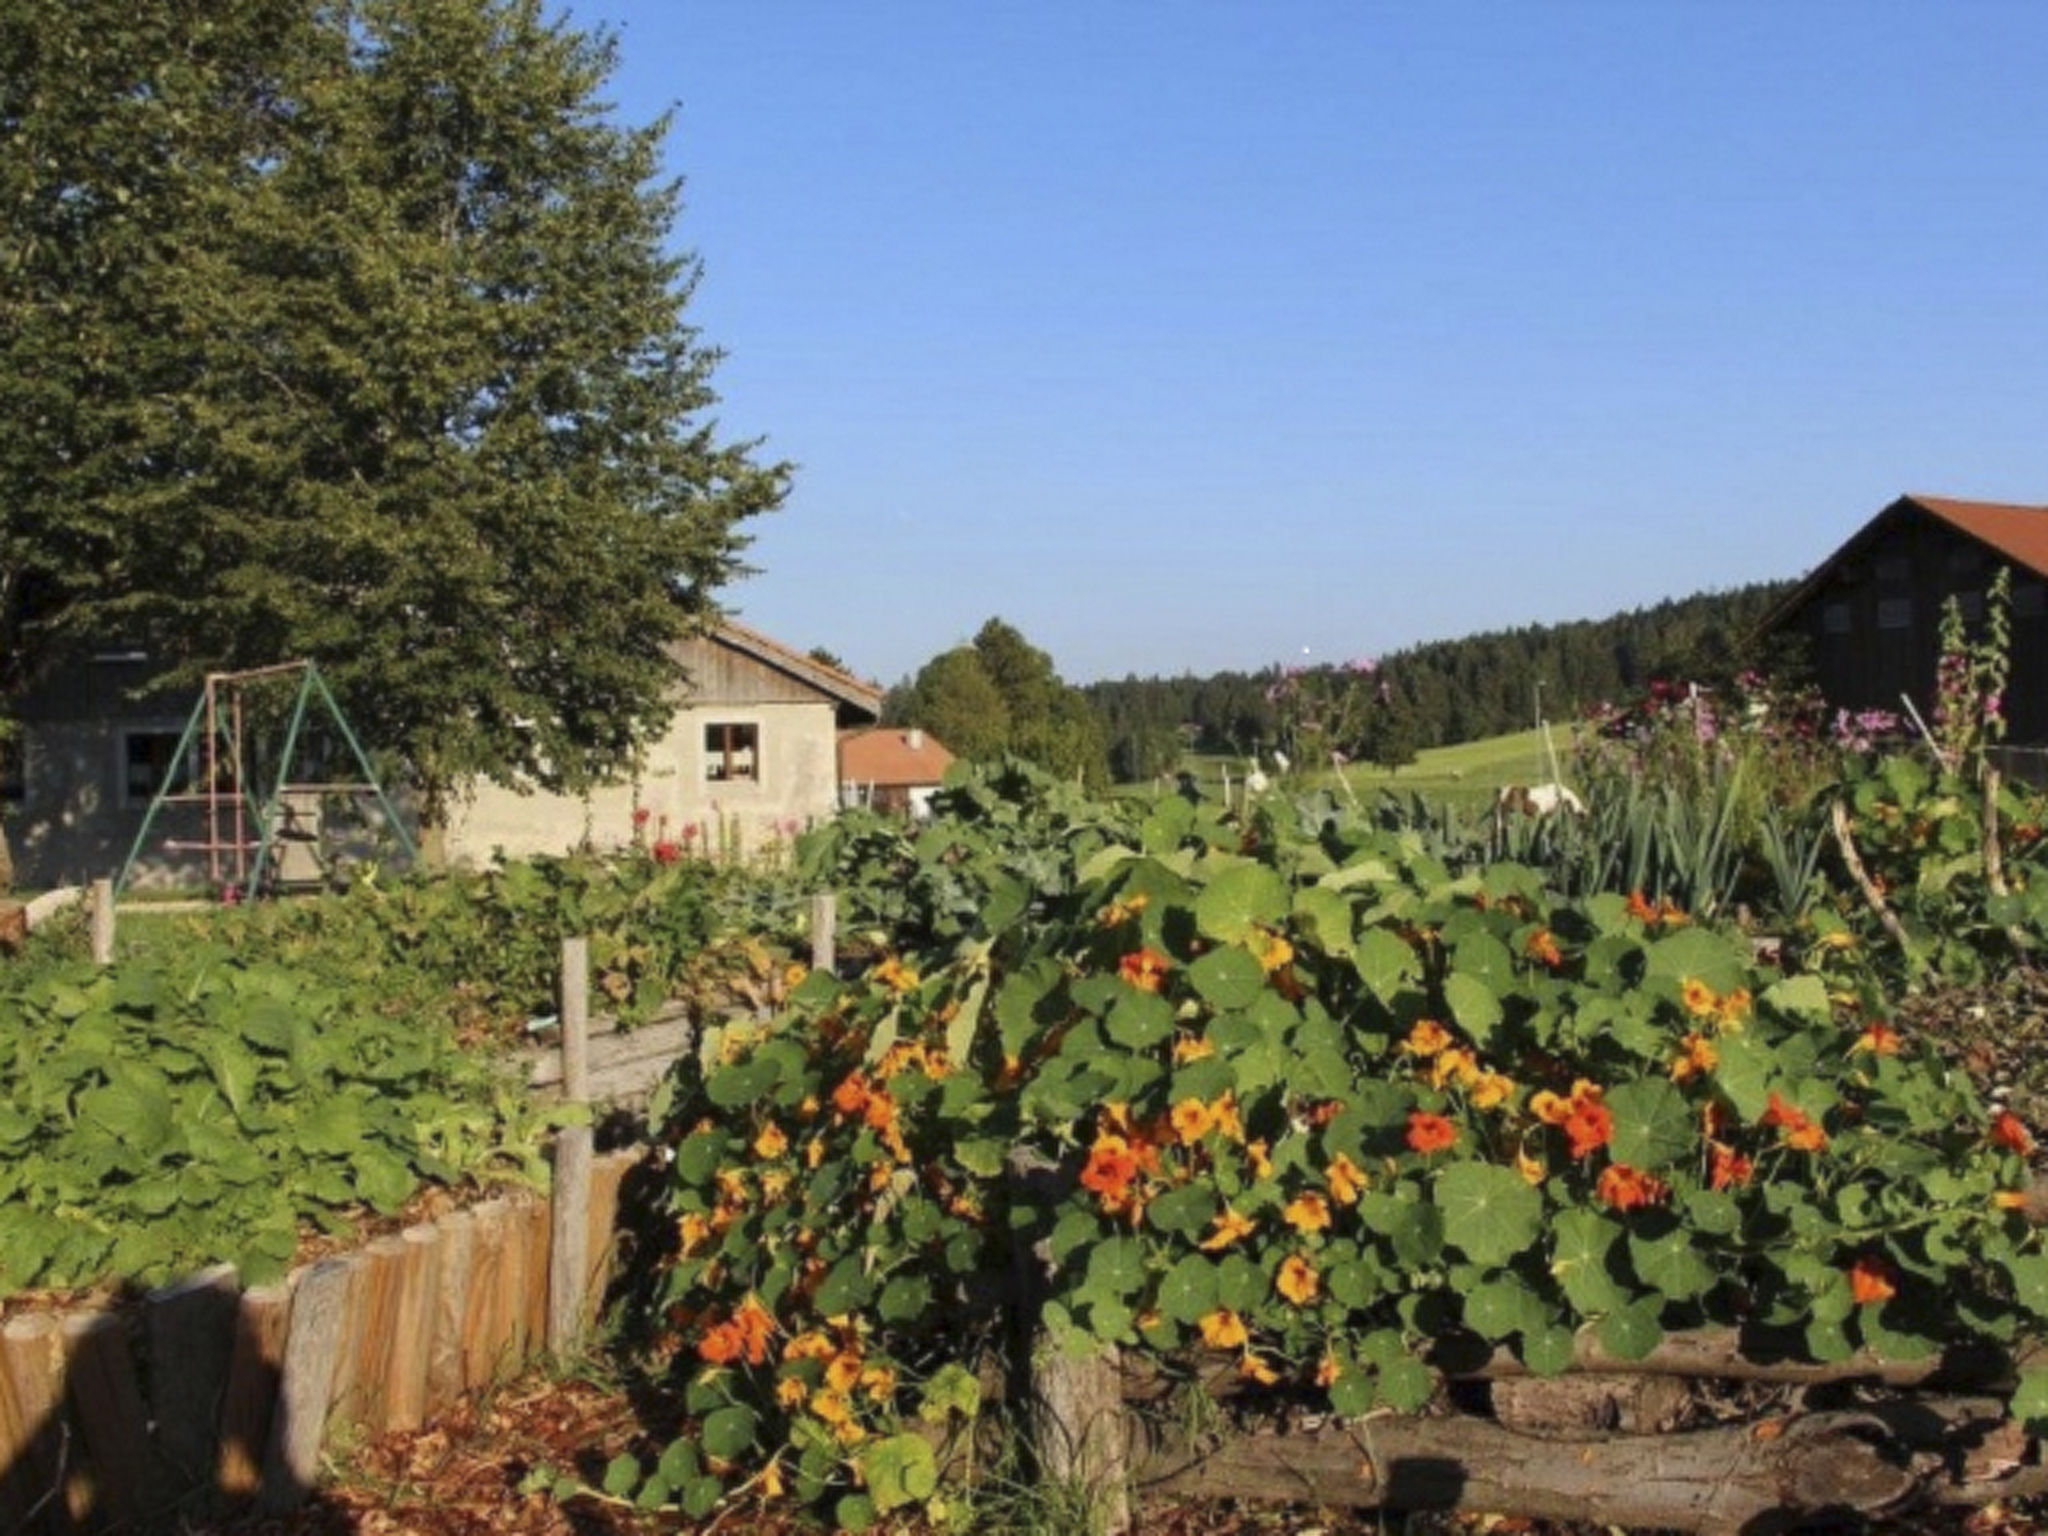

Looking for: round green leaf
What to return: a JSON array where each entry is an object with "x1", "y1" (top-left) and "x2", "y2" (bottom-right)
[
  {"x1": 1155, "y1": 1255, "x2": 1220, "y2": 1324},
  {"x1": 1195, "y1": 863, "x2": 1290, "y2": 942},
  {"x1": 1188, "y1": 947, "x2": 1267, "y2": 1010},
  {"x1": 1434, "y1": 1162, "x2": 1542, "y2": 1269}
]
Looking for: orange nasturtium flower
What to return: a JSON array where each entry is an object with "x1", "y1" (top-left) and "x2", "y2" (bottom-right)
[
  {"x1": 1405, "y1": 1111, "x2": 1459, "y2": 1154},
  {"x1": 1404, "y1": 1019, "x2": 1453, "y2": 1057},
  {"x1": 1276, "y1": 1253, "x2": 1321, "y2": 1305},
  {"x1": 1709, "y1": 1143, "x2": 1754, "y2": 1191},
  {"x1": 1680, "y1": 977, "x2": 1719, "y2": 1019},
  {"x1": 1996, "y1": 1190, "x2": 2033, "y2": 1212},
  {"x1": 872, "y1": 955, "x2": 920, "y2": 993},
  {"x1": 1119, "y1": 947, "x2": 1172, "y2": 992},
  {"x1": 1761, "y1": 1092, "x2": 1829, "y2": 1153},
  {"x1": 1562, "y1": 1091, "x2": 1614, "y2": 1160},
  {"x1": 1596, "y1": 1163, "x2": 1671, "y2": 1212},
  {"x1": 697, "y1": 1295, "x2": 776, "y2": 1367},
  {"x1": 1430, "y1": 1047, "x2": 1481, "y2": 1091},
  {"x1": 1199, "y1": 1308, "x2": 1250, "y2": 1350},
  {"x1": 1254, "y1": 928, "x2": 1295, "y2": 974},
  {"x1": 1715, "y1": 988, "x2": 1752, "y2": 1030},
  {"x1": 1170, "y1": 1098, "x2": 1217, "y2": 1145},
  {"x1": 1853, "y1": 1021, "x2": 1902, "y2": 1056},
  {"x1": 1670, "y1": 1033, "x2": 1718, "y2": 1083},
  {"x1": 1200, "y1": 1207, "x2": 1258, "y2": 1251},
  {"x1": 1238, "y1": 1352, "x2": 1280, "y2": 1386},
  {"x1": 1515, "y1": 1149, "x2": 1547, "y2": 1186},
  {"x1": 1173, "y1": 1034, "x2": 1217, "y2": 1064},
  {"x1": 1079, "y1": 1134, "x2": 1145, "y2": 1210},
  {"x1": 1283, "y1": 1192, "x2": 1333, "y2": 1233},
  {"x1": 1469, "y1": 1072, "x2": 1515, "y2": 1111},
  {"x1": 1848, "y1": 1254, "x2": 1898, "y2": 1305},
  {"x1": 1992, "y1": 1111, "x2": 2036, "y2": 1156},
  {"x1": 1626, "y1": 889, "x2": 1659, "y2": 923},
  {"x1": 1325, "y1": 1153, "x2": 1368, "y2": 1206},
  {"x1": 1525, "y1": 928, "x2": 1564, "y2": 969}
]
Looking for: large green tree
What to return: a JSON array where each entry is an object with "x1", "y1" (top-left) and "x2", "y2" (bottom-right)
[
  {"x1": 0, "y1": 0, "x2": 784, "y2": 845},
  {"x1": 904, "y1": 619, "x2": 1108, "y2": 788}
]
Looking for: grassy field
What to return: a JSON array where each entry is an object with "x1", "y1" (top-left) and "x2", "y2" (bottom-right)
[{"x1": 1170, "y1": 725, "x2": 1579, "y2": 813}]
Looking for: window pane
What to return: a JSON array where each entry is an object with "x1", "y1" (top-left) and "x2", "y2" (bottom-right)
[{"x1": 704, "y1": 722, "x2": 759, "y2": 782}]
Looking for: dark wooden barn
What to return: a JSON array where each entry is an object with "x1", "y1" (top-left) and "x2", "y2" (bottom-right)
[{"x1": 1760, "y1": 494, "x2": 2048, "y2": 749}]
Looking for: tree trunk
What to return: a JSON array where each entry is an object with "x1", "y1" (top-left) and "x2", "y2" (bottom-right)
[{"x1": 1131, "y1": 1397, "x2": 2040, "y2": 1536}]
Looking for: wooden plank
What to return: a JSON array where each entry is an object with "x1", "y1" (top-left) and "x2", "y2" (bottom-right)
[
  {"x1": 215, "y1": 1282, "x2": 291, "y2": 1502},
  {"x1": 382, "y1": 1226, "x2": 441, "y2": 1434},
  {"x1": 144, "y1": 1263, "x2": 240, "y2": 1494},
  {"x1": 60, "y1": 1308, "x2": 163, "y2": 1528},
  {"x1": 259, "y1": 1257, "x2": 354, "y2": 1513},
  {"x1": 548, "y1": 1128, "x2": 595, "y2": 1354},
  {"x1": 527, "y1": 1015, "x2": 693, "y2": 1091},
  {"x1": 1, "y1": 1312, "x2": 67, "y2": 1535},
  {"x1": 426, "y1": 1210, "x2": 475, "y2": 1416}
]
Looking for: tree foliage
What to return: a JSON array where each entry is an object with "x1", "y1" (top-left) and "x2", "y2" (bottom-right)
[
  {"x1": 1084, "y1": 582, "x2": 1796, "y2": 780},
  {"x1": 0, "y1": 0, "x2": 784, "y2": 820},
  {"x1": 904, "y1": 618, "x2": 1109, "y2": 787}
]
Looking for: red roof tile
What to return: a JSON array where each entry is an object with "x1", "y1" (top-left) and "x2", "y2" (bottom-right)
[
  {"x1": 1907, "y1": 495, "x2": 2048, "y2": 576},
  {"x1": 838, "y1": 727, "x2": 956, "y2": 787}
]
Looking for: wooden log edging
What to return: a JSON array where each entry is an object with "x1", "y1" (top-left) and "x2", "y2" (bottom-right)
[{"x1": 0, "y1": 1146, "x2": 647, "y2": 1531}]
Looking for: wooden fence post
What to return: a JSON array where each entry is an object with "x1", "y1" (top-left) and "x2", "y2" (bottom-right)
[
  {"x1": 810, "y1": 891, "x2": 837, "y2": 974},
  {"x1": 1008, "y1": 1152, "x2": 1131, "y2": 1536},
  {"x1": 549, "y1": 935, "x2": 595, "y2": 1355},
  {"x1": 89, "y1": 879, "x2": 114, "y2": 966}
]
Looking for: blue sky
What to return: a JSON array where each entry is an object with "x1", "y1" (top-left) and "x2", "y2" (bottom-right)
[{"x1": 563, "y1": 1, "x2": 2048, "y2": 687}]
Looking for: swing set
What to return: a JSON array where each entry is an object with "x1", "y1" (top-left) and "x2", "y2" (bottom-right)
[{"x1": 114, "y1": 661, "x2": 417, "y2": 899}]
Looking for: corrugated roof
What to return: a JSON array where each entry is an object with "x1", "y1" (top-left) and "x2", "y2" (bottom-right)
[{"x1": 838, "y1": 727, "x2": 956, "y2": 787}]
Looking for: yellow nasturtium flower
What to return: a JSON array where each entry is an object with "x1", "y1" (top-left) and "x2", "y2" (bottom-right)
[
  {"x1": 1200, "y1": 1207, "x2": 1258, "y2": 1251},
  {"x1": 1283, "y1": 1192, "x2": 1333, "y2": 1233},
  {"x1": 1277, "y1": 1253, "x2": 1321, "y2": 1305},
  {"x1": 1199, "y1": 1308, "x2": 1250, "y2": 1349}
]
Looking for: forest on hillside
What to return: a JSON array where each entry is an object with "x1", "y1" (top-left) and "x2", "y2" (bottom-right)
[{"x1": 1081, "y1": 579, "x2": 1797, "y2": 781}]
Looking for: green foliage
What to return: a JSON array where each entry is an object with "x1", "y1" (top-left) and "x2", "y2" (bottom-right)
[
  {"x1": 636, "y1": 758, "x2": 2048, "y2": 1526},
  {"x1": 0, "y1": 945, "x2": 557, "y2": 1293},
  {"x1": 0, "y1": 0, "x2": 782, "y2": 816},
  {"x1": 906, "y1": 619, "x2": 1110, "y2": 789}
]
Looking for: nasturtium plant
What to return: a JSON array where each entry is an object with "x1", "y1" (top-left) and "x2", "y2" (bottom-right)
[{"x1": 625, "y1": 761, "x2": 2048, "y2": 1527}]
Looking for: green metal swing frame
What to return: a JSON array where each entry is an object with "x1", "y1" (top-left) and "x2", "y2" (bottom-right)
[{"x1": 114, "y1": 661, "x2": 417, "y2": 899}]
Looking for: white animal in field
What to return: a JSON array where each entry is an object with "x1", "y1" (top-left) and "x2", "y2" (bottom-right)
[{"x1": 1495, "y1": 782, "x2": 1587, "y2": 820}]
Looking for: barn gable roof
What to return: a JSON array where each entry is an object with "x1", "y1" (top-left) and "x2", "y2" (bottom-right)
[
  {"x1": 1762, "y1": 494, "x2": 2048, "y2": 631},
  {"x1": 678, "y1": 620, "x2": 884, "y2": 722}
]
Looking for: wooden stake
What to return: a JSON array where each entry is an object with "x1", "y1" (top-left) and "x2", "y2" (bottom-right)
[
  {"x1": 88, "y1": 879, "x2": 114, "y2": 966},
  {"x1": 810, "y1": 891, "x2": 837, "y2": 973},
  {"x1": 1029, "y1": 1339, "x2": 1130, "y2": 1536},
  {"x1": 549, "y1": 1128, "x2": 595, "y2": 1355},
  {"x1": 216, "y1": 1282, "x2": 291, "y2": 1502},
  {"x1": 426, "y1": 1210, "x2": 475, "y2": 1416},
  {"x1": 144, "y1": 1263, "x2": 240, "y2": 1494},
  {"x1": 560, "y1": 936, "x2": 590, "y2": 1105},
  {"x1": 260, "y1": 1257, "x2": 354, "y2": 1512}
]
